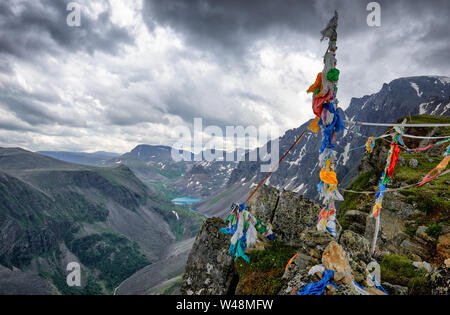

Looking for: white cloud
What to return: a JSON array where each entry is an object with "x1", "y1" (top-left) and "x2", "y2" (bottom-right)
[{"x1": 0, "y1": 0, "x2": 449, "y2": 154}]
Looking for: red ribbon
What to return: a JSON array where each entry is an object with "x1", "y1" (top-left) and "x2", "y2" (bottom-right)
[
  {"x1": 387, "y1": 143, "x2": 400, "y2": 178},
  {"x1": 312, "y1": 90, "x2": 332, "y2": 117}
]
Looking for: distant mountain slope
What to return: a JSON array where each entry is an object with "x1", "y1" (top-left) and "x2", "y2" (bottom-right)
[
  {"x1": 103, "y1": 144, "x2": 238, "y2": 199},
  {"x1": 37, "y1": 151, "x2": 119, "y2": 166},
  {"x1": 1, "y1": 147, "x2": 84, "y2": 171},
  {"x1": 0, "y1": 147, "x2": 204, "y2": 294},
  {"x1": 199, "y1": 76, "x2": 450, "y2": 217},
  {"x1": 115, "y1": 237, "x2": 195, "y2": 295}
]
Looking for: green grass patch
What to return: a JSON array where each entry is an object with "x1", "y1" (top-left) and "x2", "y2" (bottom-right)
[
  {"x1": 380, "y1": 254, "x2": 430, "y2": 295},
  {"x1": 339, "y1": 170, "x2": 378, "y2": 216},
  {"x1": 400, "y1": 114, "x2": 450, "y2": 126},
  {"x1": 425, "y1": 222, "x2": 446, "y2": 239},
  {"x1": 235, "y1": 241, "x2": 298, "y2": 295},
  {"x1": 166, "y1": 205, "x2": 205, "y2": 241}
]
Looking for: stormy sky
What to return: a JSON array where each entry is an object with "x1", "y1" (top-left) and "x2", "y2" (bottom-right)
[{"x1": 0, "y1": 0, "x2": 449, "y2": 153}]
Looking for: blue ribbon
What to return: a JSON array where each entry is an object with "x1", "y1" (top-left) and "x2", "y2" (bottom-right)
[
  {"x1": 228, "y1": 234, "x2": 249, "y2": 262},
  {"x1": 375, "y1": 176, "x2": 386, "y2": 200},
  {"x1": 372, "y1": 276, "x2": 389, "y2": 295},
  {"x1": 317, "y1": 181, "x2": 324, "y2": 193},
  {"x1": 297, "y1": 270, "x2": 335, "y2": 295},
  {"x1": 319, "y1": 103, "x2": 345, "y2": 153}
]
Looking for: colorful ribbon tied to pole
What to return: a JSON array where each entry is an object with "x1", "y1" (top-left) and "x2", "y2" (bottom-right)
[
  {"x1": 317, "y1": 206, "x2": 336, "y2": 235},
  {"x1": 220, "y1": 203, "x2": 276, "y2": 262},
  {"x1": 308, "y1": 11, "x2": 343, "y2": 238},
  {"x1": 370, "y1": 126, "x2": 405, "y2": 254}
]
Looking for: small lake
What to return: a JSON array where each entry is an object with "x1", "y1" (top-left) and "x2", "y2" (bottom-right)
[{"x1": 171, "y1": 197, "x2": 201, "y2": 206}]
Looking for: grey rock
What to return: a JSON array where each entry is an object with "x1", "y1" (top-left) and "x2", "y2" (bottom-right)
[
  {"x1": 247, "y1": 185, "x2": 280, "y2": 223},
  {"x1": 349, "y1": 259, "x2": 368, "y2": 283},
  {"x1": 429, "y1": 267, "x2": 450, "y2": 295},
  {"x1": 281, "y1": 269, "x2": 319, "y2": 295},
  {"x1": 340, "y1": 230, "x2": 371, "y2": 263},
  {"x1": 399, "y1": 239, "x2": 435, "y2": 261},
  {"x1": 181, "y1": 218, "x2": 238, "y2": 295},
  {"x1": 343, "y1": 210, "x2": 367, "y2": 234},
  {"x1": 0, "y1": 265, "x2": 57, "y2": 295},
  {"x1": 283, "y1": 250, "x2": 320, "y2": 282},
  {"x1": 441, "y1": 225, "x2": 450, "y2": 235},
  {"x1": 408, "y1": 158, "x2": 419, "y2": 168},
  {"x1": 334, "y1": 284, "x2": 360, "y2": 295},
  {"x1": 271, "y1": 191, "x2": 322, "y2": 246},
  {"x1": 416, "y1": 226, "x2": 427, "y2": 237},
  {"x1": 299, "y1": 229, "x2": 334, "y2": 247},
  {"x1": 413, "y1": 261, "x2": 433, "y2": 273},
  {"x1": 382, "y1": 282, "x2": 408, "y2": 295}
]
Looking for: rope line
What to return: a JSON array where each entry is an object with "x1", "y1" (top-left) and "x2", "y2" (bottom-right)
[
  {"x1": 243, "y1": 120, "x2": 448, "y2": 205},
  {"x1": 344, "y1": 120, "x2": 450, "y2": 128},
  {"x1": 341, "y1": 170, "x2": 450, "y2": 195},
  {"x1": 345, "y1": 126, "x2": 450, "y2": 140},
  {"x1": 245, "y1": 129, "x2": 309, "y2": 203}
]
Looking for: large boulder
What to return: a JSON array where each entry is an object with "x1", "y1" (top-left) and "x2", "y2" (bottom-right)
[
  {"x1": 322, "y1": 241, "x2": 354, "y2": 284},
  {"x1": 181, "y1": 218, "x2": 238, "y2": 295},
  {"x1": 272, "y1": 191, "x2": 322, "y2": 246},
  {"x1": 299, "y1": 229, "x2": 334, "y2": 247},
  {"x1": 246, "y1": 185, "x2": 279, "y2": 223},
  {"x1": 399, "y1": 236, "x2": 435, "y2": 261}
]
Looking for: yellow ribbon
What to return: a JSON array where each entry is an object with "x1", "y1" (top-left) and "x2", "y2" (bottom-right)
[
  {"x1": 308, "y1": 116, "x2": 321, "y2": 133},
  {"x1": 437, "y1": 156, "x2": 450, "y2": 171},
  {"x1": 371, "y1": 201, "x2": 382, "y2": 217},
  {"x1": 320, "y1": 168, "x2": 338, "y2": 186}
]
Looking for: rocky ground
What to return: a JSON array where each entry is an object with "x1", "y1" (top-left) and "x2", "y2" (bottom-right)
[
  {"x1": 180, "y1": 115, "x2": 449, "y2": 295},
  {"x1": 181, "y1": 196, "x2": 449, "y2": 295},
  {"x1": 181, "y1": 183, "x2": 449, "y2": 295}
]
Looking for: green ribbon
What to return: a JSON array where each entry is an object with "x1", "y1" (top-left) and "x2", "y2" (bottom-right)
[{"x1": 327, "y1": 68, "x2": 340, "y2": 81}]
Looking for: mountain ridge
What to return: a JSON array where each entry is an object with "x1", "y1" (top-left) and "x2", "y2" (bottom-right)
[{"x1": 0, "y1": 147, "x2": 204, "y2": 294}]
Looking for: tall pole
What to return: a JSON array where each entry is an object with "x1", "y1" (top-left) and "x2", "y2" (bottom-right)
[{"x1": 307, "y1": 11, "x2": 344, "y2": 237}]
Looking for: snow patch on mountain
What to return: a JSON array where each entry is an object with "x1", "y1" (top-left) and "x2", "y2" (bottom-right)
[
  {"x1": 293, "y1": 183, "x2": 304, "y2": 193},
  {"x1": 410, "y1": 82, "x2": 423, "y2": 97},
  {"x1": 341, "y1": 142, "x2": 351, "y2": 166},
  {"x1": 419, "y1": 102, "x2": 429, "y2": 114},
  {"x1": 437, "y1": 76, "x2": 450, "y2": 84}
]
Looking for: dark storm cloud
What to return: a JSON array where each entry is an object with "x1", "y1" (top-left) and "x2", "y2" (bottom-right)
[
  {"x1": 0, "y1": 0, "x2": 449, "y2": 153},
  {"x1": 0, "y1": 0, "x2": 133, "y2": 60},
  {"x1": 142, "y1": 0, "x2": 450, "y2": 58}
]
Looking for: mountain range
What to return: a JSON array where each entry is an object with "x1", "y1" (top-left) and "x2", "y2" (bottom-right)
[
  {"x1": 4, "y1": 75, "x2": 448, "y2": 294},
  {"x1": 197, "y1": 75, "x2": 450, "y2": 216},
  {"x1": 37, "y1": 151, "x2": 120, "y2": 166},
  {"x1": 34, "y1": 76, "x2": 450, "y2": 219},
  {"x1": 0, "y1": 148, "x2": 203, "y2": 294}
]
